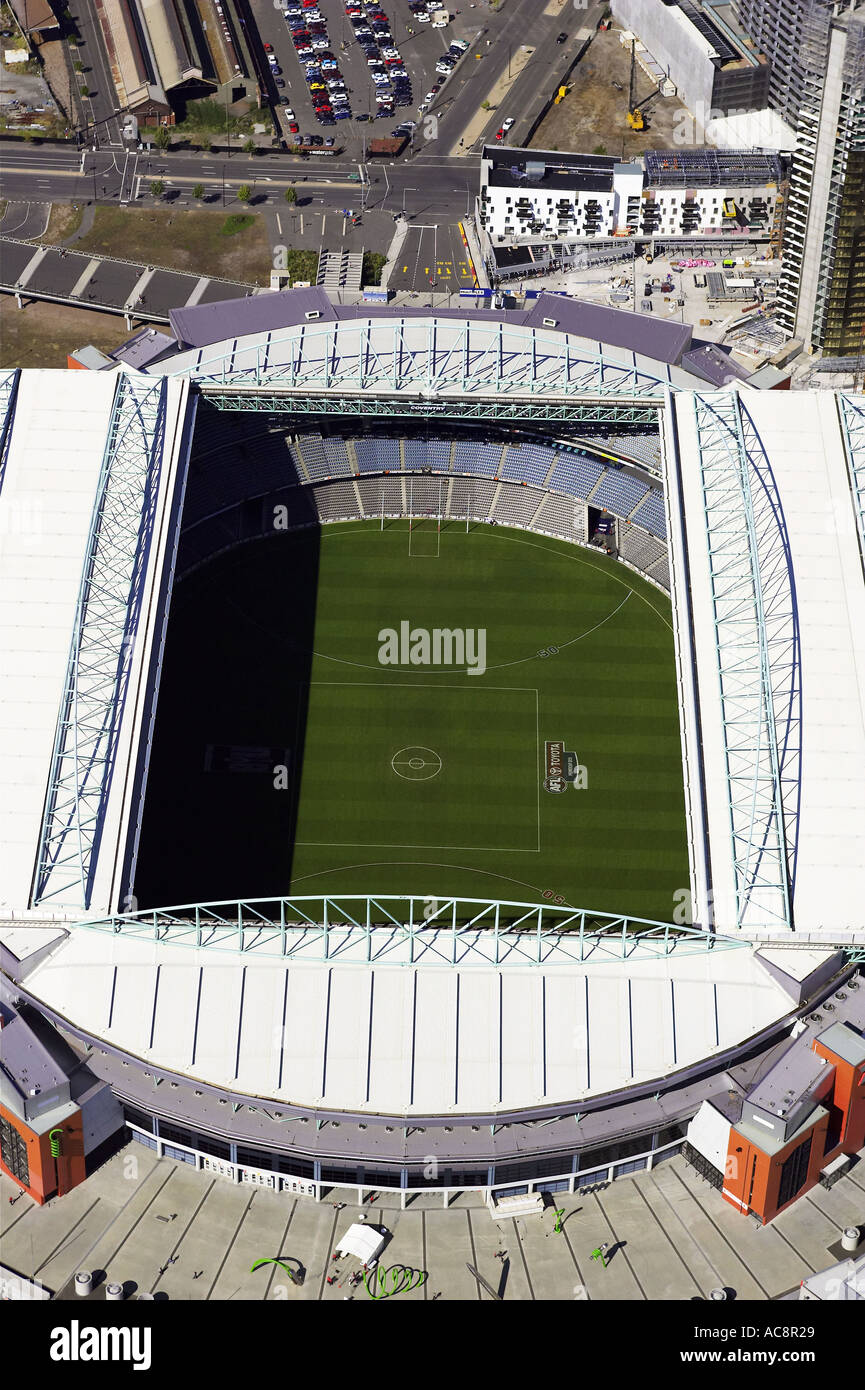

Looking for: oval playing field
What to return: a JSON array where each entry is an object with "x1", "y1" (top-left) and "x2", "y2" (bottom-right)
[{"x1": 136, "y1": 518, "x2": 689, "y2": 920}]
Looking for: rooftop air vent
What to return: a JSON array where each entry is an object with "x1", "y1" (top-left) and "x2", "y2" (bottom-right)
[{"x1": 305, "y1": 310, "x2": 322, "y2": 320}]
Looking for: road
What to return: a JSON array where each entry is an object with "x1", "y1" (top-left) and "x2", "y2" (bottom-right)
[{"x1": 0, "y1": 144, "x2": 481, "y2": 226}]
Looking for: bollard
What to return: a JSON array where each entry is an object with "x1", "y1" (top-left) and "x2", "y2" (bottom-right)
[
  {"x1": 74, "y1": 1271, "x2": 92, "y2": 1296},
  {"x1": 105, "y1": 1282, "x2": 124, "y2": 1301},
  {"x1": 841, "y1": 1227, "x2": 860, "y2": 1253}
]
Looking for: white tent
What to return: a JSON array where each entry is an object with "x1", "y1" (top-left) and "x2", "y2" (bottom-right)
[{"x1": 335, "y1": 1224, "x2": 386, "y2": 1266}]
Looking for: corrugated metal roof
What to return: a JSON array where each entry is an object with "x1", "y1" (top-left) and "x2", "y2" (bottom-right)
[
  {"x1": 169, "y1": 287, "x2": 337, "y2": 349},
  {"x1": 524, "y1": 293, "x2": 692, "y2": 364}
]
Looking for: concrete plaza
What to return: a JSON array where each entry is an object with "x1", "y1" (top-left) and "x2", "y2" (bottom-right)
[{"x1": 2, "y1": 1142, "x2": 862, "y2": 1302}]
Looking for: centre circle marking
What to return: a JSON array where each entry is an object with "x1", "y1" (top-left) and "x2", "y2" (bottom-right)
[{"x1": 391, "y1": 746, "x2": 443, "y2": 781}]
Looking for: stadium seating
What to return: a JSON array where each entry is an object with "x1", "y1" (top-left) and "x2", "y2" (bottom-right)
[
  {"x1": 312, "y1": 480, "x2": 362, "y2": 522},
  {"x1": 531, "y1": 492, "x2": 586, "y2": 543},
  {"x1": 590, "y1": 468, "x2": 651, "y2": 516},
  {"x1": 548, "y1": 453, "x2": 605, "y2": 500},
  {"x1": 321, "y1": 436, "x2": 353, "y2": 478},
  {"x1": 499, "y1": 444, "x2": 556, "y2": 486},
  {"x1": 452, "y1": 441, "x2": 503, "y2": 476},
  {"x1": 618, "y1": 523, "x2": 667, "y2": 577},
  {"x1": 631, "y1": 488, "x2": 667, "y2": 540},
  {"x1": 607, "y1": 433, "x2": 663, "y2": 471},
  {"x1": 492, "y1": 483, "x2": 546, "y2": 527},
  {"x1": 403, "y1": 438, "x2": 452, "y2": 471},
  {"x1": 354, "y1": 438, "x2": 401, "y2": 473},
  {"x1": 180, "y1": 417, "x2": 670, "y2": 591}
]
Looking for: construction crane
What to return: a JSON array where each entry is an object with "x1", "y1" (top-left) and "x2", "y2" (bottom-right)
[{"x1": 627, "y1": 41, "x2": 663, "y2": 130}]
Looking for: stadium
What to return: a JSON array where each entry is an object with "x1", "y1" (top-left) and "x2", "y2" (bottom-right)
[{"x1": 1, "y1": 289, "x2": 864, "y2": 1226}]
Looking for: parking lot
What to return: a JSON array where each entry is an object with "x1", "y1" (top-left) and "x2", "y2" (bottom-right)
[{"x1": 247, "y1": 0, "x2": 473, "y2": 153}]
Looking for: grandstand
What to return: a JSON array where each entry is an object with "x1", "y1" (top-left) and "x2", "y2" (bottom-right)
[{"x1": 1, "y1": 292, "x2": 864, "y2": 1218}]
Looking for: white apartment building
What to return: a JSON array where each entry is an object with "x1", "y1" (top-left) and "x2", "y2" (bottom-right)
[{"x1": 479, "y1": 147, "x2": 789, "y2": 247}]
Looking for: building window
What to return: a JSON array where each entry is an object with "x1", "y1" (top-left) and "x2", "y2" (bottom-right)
[
  {"x1": 157, "y1": 1121, "x2": 195, "y2": 1149},
  {"x1": 0, "y1": 1115, "x2": 30, "y2": 1185},
  {"x1": 777, "y1": 1136, "x2": 813, "y2": 1209},
  {"x1": 122, "y1": 1105, "x2": 154, "y2": 1134},
  {"x1": 236, "y1": 1146, "x2": 275, "y2": 1171},
  {"x1": 196, "y1": 1135, "x2": 231, "y2": 1161},
  {"x1": 162, "y1": 1143, "x2": 196, "y2": 1166}
]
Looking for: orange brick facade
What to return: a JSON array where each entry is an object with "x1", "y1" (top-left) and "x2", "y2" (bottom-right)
[
  {"x1": 721, "y1": 1035, "x2": 865, "y2": 1224},
  {"x1": 0, "y1": 1102, "x2": 86, "y2": 1205}
]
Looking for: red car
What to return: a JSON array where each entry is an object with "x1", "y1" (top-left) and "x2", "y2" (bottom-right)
[
  {"x1": 288, "y1": 122, "x2": 299, "y2": 132},
  {"x1": 495, "y1": 128, "x2": 504, "y2": 141}
]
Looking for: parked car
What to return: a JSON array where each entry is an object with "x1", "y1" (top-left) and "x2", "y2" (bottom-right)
[
  {"x1": 324, "y1": 136, "x2": 335, "y2": 145},
  {"x1": 556, "y1": 31, "x2": 567, "y2": 43},
  {"x1": 264, "y1": 42, "x2": 274, "y2": 52},
  {"x1": 270, "y1": 66, "x2": 283, "y2": 76},
  {"x1": 288, "y1": 122, "x2": 299, "y2": 132},
  {"x1": 274, "y1": 77, "x2": 286, "y2": 86},
  {"x1": 333, "y1": 108, "x2": 351, "y2": 119},
  {"x1": 355, "y1": 112, "x2": 370, "y2": 120}
]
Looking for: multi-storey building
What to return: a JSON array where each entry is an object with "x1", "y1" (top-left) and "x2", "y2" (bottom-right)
[
  {"x1": 478, "y1": 146, "x2": 788, "y2": 250},
  {"x1": 612, "y1": 0, "x2": 770, "y2": 126},
  {"x1": 731, "y1": 0, "x2": 865, "y2": 352}
]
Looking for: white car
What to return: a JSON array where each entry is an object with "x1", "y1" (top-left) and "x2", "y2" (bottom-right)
[
  {"x1": 416, "y1": 10, "x2": 430, "y2": 20},
  {"x1": 312, "y1": 37, "x2": 329, "y2": 49},
  {"x1": 451, "y1": 37, "x2": 468, "y2": 50},
  {"x1": 331, "y1": 94, "x2": 349, "y2": 104},
  {"x1": 501, "y1": 117, "x2": 515, "y2": 132},
  {"x1": 381, "y1": 47, "x2": 399, "y2": 59},
  {"x1": 372, "y1": 73, "x2": 390, "y2": 84}
]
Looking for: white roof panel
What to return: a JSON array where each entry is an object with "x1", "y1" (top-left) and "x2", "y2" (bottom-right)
[{"x1": 18, "y1": 929, "x2": 815, "y2": 1115}]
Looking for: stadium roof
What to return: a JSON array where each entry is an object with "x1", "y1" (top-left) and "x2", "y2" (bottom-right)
[
  {"x1": 0, "y1": 369, "x2": 192, "y2": 917},
  {"x1": 168, "y1": 289, "x2": 693, "y2": 365},
  {"x1": 11, "y1": 924, "x2": 819, "y2": 1116},
  {"x1": 666, "y1": 389, "x2": 865, "y2": 935}
]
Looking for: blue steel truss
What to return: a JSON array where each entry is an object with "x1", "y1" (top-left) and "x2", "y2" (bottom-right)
[
  {"x1": 839, "y1": 394, "x2": 865, "y2": 567},
  {"x1": 74, "y1": 895, "x2": 746, "y2": 966},
  {"x1": 693, "y1": 393, "x2": 801, "y2": 933},
  {"x1": 178, "y1": 318, "x2": 679, "y2": 402},
  {"x1": 33, "y1": 376, "x2": 169, "y2": 909},
  {"x1": 0, "y1": 367, "x2": 20, "y2": 495}
]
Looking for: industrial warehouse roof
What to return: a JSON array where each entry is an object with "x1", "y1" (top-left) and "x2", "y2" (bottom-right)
[{"x1": 11, "y1": 926, "x2": 822, "y2": 1116}]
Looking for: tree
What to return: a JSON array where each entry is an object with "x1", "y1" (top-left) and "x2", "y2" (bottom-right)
[
  {"x1": 480, "y1": 100, "x2": 491, "y2": 111},
  {"x1": 193, "y1": 183, "x2": 205, "y2": 200},
  {"x1": 149, "y1": 179, "x2": 165, "y2": 198},
  {"x1": 236, "y1": 183, "x2": 252, "y2": 203},
  {"x1": 283, "y1": 186, "x2": 297, "y2": 205},
  {"x1": 244, "y1": 138, "x2": 257, "y2": 156},
  {"x1": 154, "y1": 125, "x2": 171, "y2": 150}
]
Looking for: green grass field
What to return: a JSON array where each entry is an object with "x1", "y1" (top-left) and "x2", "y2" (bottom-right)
[{"x1": 137, "y1": 520, "x2": 688, "y2": 921}]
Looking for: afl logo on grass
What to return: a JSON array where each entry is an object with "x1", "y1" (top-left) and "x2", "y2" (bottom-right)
[{"x1": 544, "y1": 740, "x2": 587, "y2": 793}]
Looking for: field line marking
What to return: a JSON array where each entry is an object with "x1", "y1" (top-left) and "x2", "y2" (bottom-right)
[
  {"x1": 308, "y1": 680, "x2": 539, "y2": 692},
  {"x1": 484, "y1": 592, "x2": 633, "y2": 672},
  {"x1": 291, "y1": 859, "x2": 567, "y2": 900},
  {"x1": 295, "y1": 840, "x2": 541, "y2": 852},
  {"x1": 535, "y1": 686, "x2": 540, "y2": 854}
]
